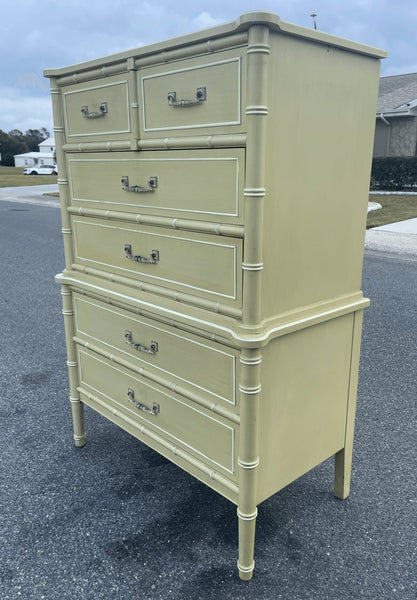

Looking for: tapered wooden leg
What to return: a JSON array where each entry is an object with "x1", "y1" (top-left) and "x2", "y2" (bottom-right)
[
  {"x1": 61, "y1": 284, "x2": 86, "y2": 447},
  {"x1": 334, "y1": 310, "x2": 364, "y2": 499},
  {"x1": 237, "y1": 348, "x2": 262, "y2": 580},
  {"x1": 70, "y1": 396, "x2": 86, "y2": 447},
  {"x1": 237, "y1": 506, "x2": 257, "y2": 580},
  {"x1": 334, "y1": 447, "x2": 351, "y2": 499}
]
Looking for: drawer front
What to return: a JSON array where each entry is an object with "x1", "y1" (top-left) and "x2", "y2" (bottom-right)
[
  {"x1": 140, "y1": 49, "x2": 246, "y2": 136},
  {"x1": 68, "y1": 149, "x2": 244, "y2": 223},
  {"x1": 62, "y1": 74, "x2": 131, "y2": 143},
  {"x1": 73, "y1": 294, "x2": 238, "y2": 406},
  {"x1": 78, "y1": 347, "x2": 236, "y2": 475},
  {"x1": 72, "y1": 217, "x2": 242, "y2": 305}
]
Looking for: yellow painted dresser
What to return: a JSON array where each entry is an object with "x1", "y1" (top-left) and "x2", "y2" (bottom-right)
[{"x1": 45, "y1": 12, "x2": 386, "y2": 580}]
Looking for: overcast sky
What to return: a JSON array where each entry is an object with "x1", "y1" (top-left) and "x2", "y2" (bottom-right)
[{"x1": 1, "y1": 0, "x2": 416, "y2": 135}]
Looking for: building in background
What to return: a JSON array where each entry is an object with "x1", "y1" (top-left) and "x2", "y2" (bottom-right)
[
  {"x1": 14, "y1": 137, "x2": 56, "y2": 167},
  {"x1": 374, "y1": 73, "x2": 417, "y2": 157}
]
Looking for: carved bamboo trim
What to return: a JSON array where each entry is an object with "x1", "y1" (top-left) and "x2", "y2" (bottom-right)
[
  {"x1": 127, "y1": 58, "x2": 140, "y2": 150},
  {"x1": 78, "y1": 386, "x2": 239, "y2": 496},
  {"x1": 60, "y1": 284, "x2": 86, "y2": 447},
  {"x1": 71, "y1": 263, "x2": 243, "y2": 320},
  {"x1": 73, "y1": 335, "x2": 240, "y2": 425},
  {"x1": 55, "y1": 62, "x2": 128, "y2": 86},
  {"x1": 134, "y1": 33, "x2": 247, "y2": 69},
  {"x1": 62, "y1": 134, "x2": 246, "y2": 153},
  {"x1": 49, "y1": 77, "x2": 74, "y2": 268},
  {"x1": 242, "y1": 26, "x2": 270, "y2": 327},
  {"x1": 238, "y1": 457, "x2": 260, "y2": 470},
  {"x1": 66, "y1": 206, "x2": 244, "y2": 238},
  {"x1": 52, "y1": 33, "x2": 247, "y2": 85},
  {"x1": 237, "y1": 339, "x2": 263, "y2": 580},
  {"x1": 67, "y1": 285, "x2": 242, "y2": 351},
  {"x1": 237, "y1": 507, "x2": 258, "y2": 520}
]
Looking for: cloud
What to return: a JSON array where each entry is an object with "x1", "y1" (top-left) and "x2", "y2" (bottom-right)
[
  {"x1": 191, "y1": 12, "x2": 224, "y2": 30},
  {"x1": 0, "y1": 87, "x2": 53, "y2": 134},
  {"x1": 15, "y1": 73, "x2": 49, "y2": 93}
]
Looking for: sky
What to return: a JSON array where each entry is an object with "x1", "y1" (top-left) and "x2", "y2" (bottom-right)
[{"x1": 1, "y1": 0, "x2": 416, "y2": 135}]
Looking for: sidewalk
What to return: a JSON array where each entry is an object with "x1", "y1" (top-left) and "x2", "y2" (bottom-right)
[
  {"x1": 0, "y1": 184, "x2": 59, "y2": 208},
  {"x1": 365, "y1": 217, "x2": 417, "y2": 257}
]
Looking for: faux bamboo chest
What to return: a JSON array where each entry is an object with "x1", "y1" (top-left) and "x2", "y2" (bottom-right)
[{"x1": 45, "y1": 12, "x2": 385, "y2": 580}]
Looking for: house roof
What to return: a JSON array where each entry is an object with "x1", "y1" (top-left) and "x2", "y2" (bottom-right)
[
  {"x1": 14, "y1": 151, "x2": 54, "y2": 158},
  {"x1": 377, "y1": 72, "x2": 417, "y2": 114},
  {"x1": 39, "y1": 137, "x2": 55, "y2": 148}
]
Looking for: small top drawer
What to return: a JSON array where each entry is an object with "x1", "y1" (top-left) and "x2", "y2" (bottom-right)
[
  {"x1": 140, "y1": 49, "x2": 246, "y2": 137},
  {"x1": 62, "y1": 73, "x2": 132, "y2": 143}
]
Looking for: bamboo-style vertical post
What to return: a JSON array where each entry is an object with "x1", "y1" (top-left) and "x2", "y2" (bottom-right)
[
  {"x1": 236, "y1": 23, "x2": 270, "y2": 581},
  {"x1": 334, "y1": 310, "x2": 364, "y2": 499},
  {"x1": 127, "y1": 58, "x2": 140, "y2": 150},
  {"x1": 50, "y1": 76, "x2": 85, "y2": 446},
  {"x1": 61, "y1": 285, "x2": 86, "y2": 447},
  {"x1": 242, "y1": 25, "x2": 270, "y2": 327},
  {"x1": 49, "y1": 76, "x2": 74, "y2": 270},
  {"x1": 237, "y1": 348, "x2": 262, "y2": 580}
]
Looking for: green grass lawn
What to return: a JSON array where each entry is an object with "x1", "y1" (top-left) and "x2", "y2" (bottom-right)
[
  {"x1": 0, "y1": 166, "x2": 57, "y2": 187},
  {"x1": 367, "y1": 193, "x2": 417, "y2": 228}
]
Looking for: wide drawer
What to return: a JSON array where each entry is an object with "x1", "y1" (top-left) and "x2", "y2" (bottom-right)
[
  {"x1": 67, "y1": 149, "x2": 245, "y2": 223},
  {"x1": 140, "y1": 48, "x2": 246, "y2": 136},
  {"x1": 72, "y1": 216, "x2": 243, "y2": 305},
  {"x1": 77, "y1": 347, "x2": 237, "y2": 475},
  {"x1": 62, "y1": 73, "x2": 132, "y2": 143},
  {"x1": 73, "y1": 293, "x2": 238, "y2": 406}
]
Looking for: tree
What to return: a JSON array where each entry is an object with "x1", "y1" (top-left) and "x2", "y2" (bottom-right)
[
  {"x1": 0, "y1": 130, "x2": 28, "y2": 166},
  {"x1": 23, "y1": 128, "x2": 49, "y2": 151},
  {"x1": 0, "y1": 128, "x2": 51, "y2": 166}
]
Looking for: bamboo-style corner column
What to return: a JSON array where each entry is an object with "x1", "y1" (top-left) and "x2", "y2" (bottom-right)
[
  {"x1": 237, "y1": 24, "x2": 270, "y2": 580},
  {"x1": 237, "y1": 348, "x2": 262, "y2": 580},
  {"x1": 334, "y1": 310, "x2": 364, "y2": 499},
  {"x1": 61, "y1": 284, "x2": 86, "y2": 447},
  {"x1": 242, "y1": 24, "x2": 270, "y2": 327},
  {"x1": 50, "y1": 76, "x2": 85, "y2": 447},
  {"x1": 49, "y1": 76, "x2": 74, "y2": 272}
]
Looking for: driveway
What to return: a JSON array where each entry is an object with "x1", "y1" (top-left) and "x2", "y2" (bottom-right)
[{"x1": 0, "y1": 184, "x2": 59, "y2": 208}]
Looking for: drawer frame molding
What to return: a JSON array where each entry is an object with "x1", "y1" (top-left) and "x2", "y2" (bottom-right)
[
  {"x1": 63, "y1": 79, "x2": 131, "y2": 139},
  {"x1": 78, "y1": 348, "x2": 237, "y2": 475},
  {"x1": 141, "y1": 56, "x2": 243, "y2": 133}
]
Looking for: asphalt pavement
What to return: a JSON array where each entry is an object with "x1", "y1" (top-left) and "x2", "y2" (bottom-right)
[{"x1": 0, "y1": 190, "x2": 416, "y2": 600}]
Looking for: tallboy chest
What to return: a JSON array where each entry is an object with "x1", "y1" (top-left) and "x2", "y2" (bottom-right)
[{"x1": 45, "y1": 11, "x2": 385, "y2": 580}]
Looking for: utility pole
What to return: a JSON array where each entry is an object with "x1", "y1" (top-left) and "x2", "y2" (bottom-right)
[{"x1": 310, "y1": 11, "x2": 318, "y2": 30}]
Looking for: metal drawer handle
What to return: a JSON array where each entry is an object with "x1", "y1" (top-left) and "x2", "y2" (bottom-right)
[
  {"x1": 81, "y1": 102, "x2": 108, "y2": 118},
  {"x1": 127, "y1": 388, "x2": 160, "y2": 416},
  {"x1": 124, "y1": 244, "x2": 160, "y2": 264},
  {"x1": 168, "y1": 87, "x2": 206, "y2": 107},
  {"x1": 121, "y1": 175, "x2": 157, "y2": 193},
  {"x1": 125, "y1": 330, "x2": 158, "y2": 354}
]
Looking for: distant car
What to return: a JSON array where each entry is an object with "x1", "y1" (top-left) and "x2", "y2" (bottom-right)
[{"x1": 23, "y1": 164, "x2": 57, "y2": 175}]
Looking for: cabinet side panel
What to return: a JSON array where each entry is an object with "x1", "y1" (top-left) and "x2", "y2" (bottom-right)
[
  {"x1": 257, "y1": 314, "x2": 354, "y2": 504},
  {"x1": 261, "y1": 33, "x2": 381, "y2": 319}
]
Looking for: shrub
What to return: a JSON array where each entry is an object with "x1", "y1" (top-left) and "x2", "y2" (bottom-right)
[{"x1": 371, "y1": 157, "x2": 417, "y2": 191}]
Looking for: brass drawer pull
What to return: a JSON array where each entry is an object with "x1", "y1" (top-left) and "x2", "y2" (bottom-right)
[
  {"x1": 168, "y1": 87, "x2": 206, "y2": 107},
  {"x1": 127, "y1": 388, "x2": 160, "y2": 416},
  {"x1": 81, "y1": 102, "x2": 108, "y2": 119},
  {"x1": 125, "y1": 330, "x2": 158, "y2": 355},
  {"x1": 121, "y1": 175, "x2": 158, "y2": 193},
  {"x1": 124, "y1": 244, "x2": 160, "y2": 264}
]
